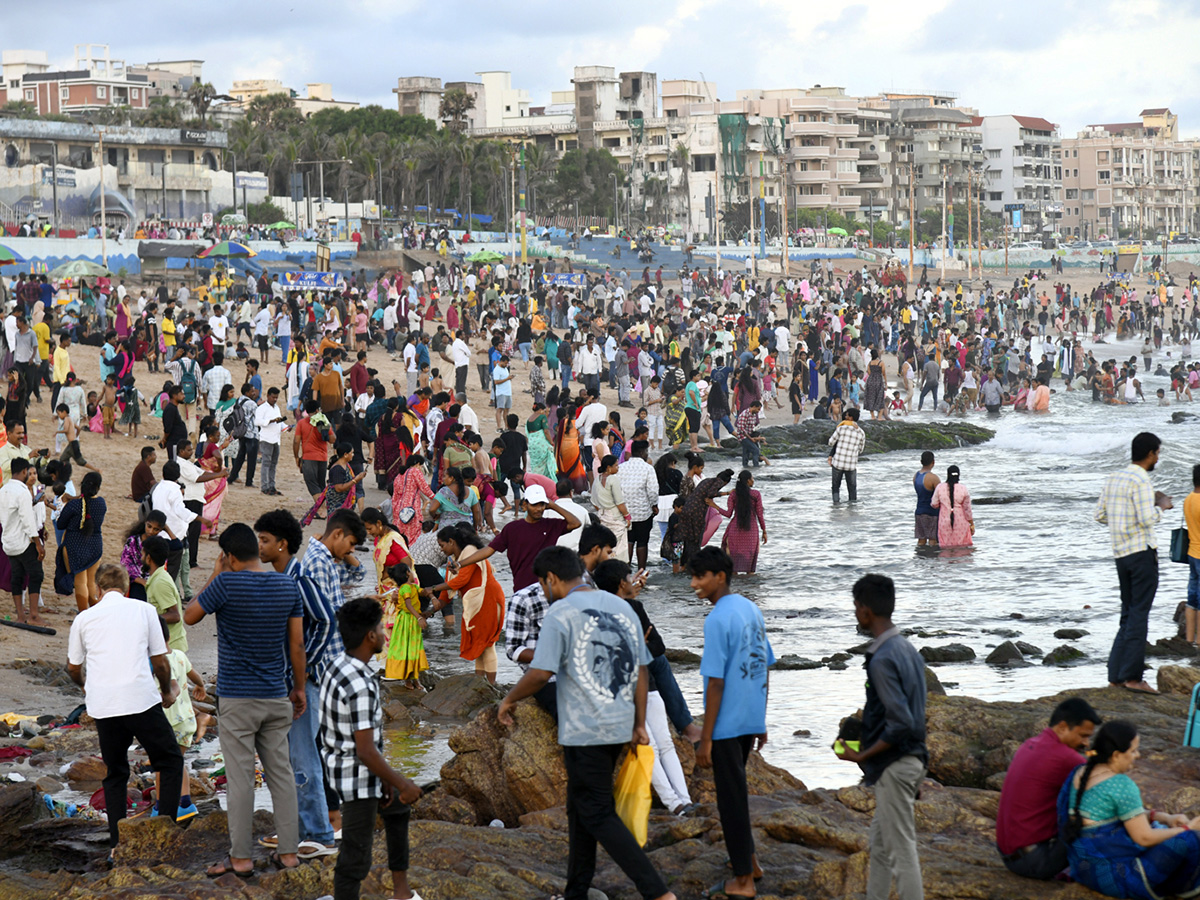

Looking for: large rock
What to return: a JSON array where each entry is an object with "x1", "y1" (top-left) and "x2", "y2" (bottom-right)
[
  {"x1": 985, "y1": 641, "x2": 1027, "y2": 666},
  {"x1": 702, "y1": 418, "x2": 994, "y2": 461},
  {"x1": 919, "y1": 643, "x2": 976, "y2": 663},
  {"x1": 1043, "y1": 645, "x2": 1086, "y2": 666},
  {"x1": 926, "y1": 688, "x2": 1200, "y2": 804},
  {"x1": 0, "y1": 783, "x2": 43, "y2": 840},
  {"x1": 1158, "y1": 665, "x2": 1200, "y2": 695},
  {"x1": 439, "y1": 699, "x2": 804, "y2": 826},
  {"x1": 65, "y1": 756, "x2": 108, "y2": 788},
  {"x1": 419, "y1": 673, "x2": 505, "y2": 719}
]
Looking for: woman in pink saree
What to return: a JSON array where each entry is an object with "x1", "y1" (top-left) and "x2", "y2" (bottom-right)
[{"x1": 199, "y1": 426, "x2": 229, "y2": 538}]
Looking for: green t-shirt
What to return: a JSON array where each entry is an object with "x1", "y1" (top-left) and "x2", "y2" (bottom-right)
[
  {"x1": 146, "y1": 566, "x2": 187, "y2": 652},
  {"x1": 685, "y1": 381, "x2": 702, "y2": 411}
]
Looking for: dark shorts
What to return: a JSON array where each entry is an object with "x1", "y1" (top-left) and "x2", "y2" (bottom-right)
[
  {"x1": 9, "y1": 542, "x2": 43, "y2": 593},
  {"x1": 629, "y1": 516, "x2": 655, "y2": 546},
  {"x1": 255, "y1": 335, "x2": 269, "y2": 351},
  {"x1": 301, "y1": 459, "x2": 328, "y2": 497},
  {"x1": 685, "y1": 407, "x2": 701, "y2": 434},
  {"x1": 915, "y1": 514, "x2": 939, "y2": 541}
]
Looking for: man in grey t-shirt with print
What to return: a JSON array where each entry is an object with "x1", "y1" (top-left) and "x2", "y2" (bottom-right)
[{"x1": 499, "y1": 546, "x2": 676, "y2": 900}]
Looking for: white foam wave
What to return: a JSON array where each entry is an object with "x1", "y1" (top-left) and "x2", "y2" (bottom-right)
[{"x1": 985, "y1": 428, "x2": 1128, "y2": 456}]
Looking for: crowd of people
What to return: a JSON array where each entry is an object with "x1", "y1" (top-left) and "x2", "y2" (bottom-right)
[{"x1": 2, "y1": 242, "x2": 1200, "y2": 900}]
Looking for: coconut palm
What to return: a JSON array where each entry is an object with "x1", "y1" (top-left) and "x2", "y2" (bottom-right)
[{"x1": 672, "y1": 142, "x2": 692, "y2": 234}]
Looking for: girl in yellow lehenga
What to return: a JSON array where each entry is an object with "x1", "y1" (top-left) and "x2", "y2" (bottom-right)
[
  {"x1": 382, "y1": 562, "x2": 427, "y2": 687},
  {"x1": 362, "y1": 508, "x2": 411, "y2": 642}
]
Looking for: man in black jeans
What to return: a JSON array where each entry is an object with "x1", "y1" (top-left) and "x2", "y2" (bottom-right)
[
  {"x1": 228, "y1": 382, "x2": 260, "y2": 488},
  {"x1": 67, "y1": 564, "x2": 183, "y2": 852},
  {"x1": 498, "y1": 547, "x2": 676, "y2": 900}
]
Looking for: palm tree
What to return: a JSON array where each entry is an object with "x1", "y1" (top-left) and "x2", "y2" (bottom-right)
[
  {"x1": 672, "y1": 142, "x2": 692, "y2": 235},
  {"x1": 452, "y1": 138, "x2": 476, "y2": 222},
  {"x1": 523, "y1": 143, "x2": 558, "y2": 216}
]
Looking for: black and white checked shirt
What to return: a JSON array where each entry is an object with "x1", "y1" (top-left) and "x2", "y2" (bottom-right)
[
  {"x1": 318, "y1": 652, "x2": 382, "y2": 802},
  {"x1": 504, "y1": 583, "x2": 550, "y2": 670}
]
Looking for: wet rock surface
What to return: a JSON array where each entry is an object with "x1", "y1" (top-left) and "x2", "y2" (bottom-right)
[{"x1": 701, "y1": 418, "x2": 994, "y2": 461}]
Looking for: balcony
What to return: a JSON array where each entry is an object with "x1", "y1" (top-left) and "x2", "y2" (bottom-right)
[
  {"x1": 834, "y1": 170, "x2": 861, "y2": 184},
  {"x1": 791, "y1": 169, "x2": 831, "y2": 184},
  {"x1": 790, "y1": 145, "x2": 831, "y2": 159},
  {"x1": 858, "y1": 172, "x2": 884, "y2": 184},
  {"x1": 858, "y1": 150, "x2": 878, "y2": 161},
  {"x1": 788, "y1": 121, "x2": 835, "y2": 139}
]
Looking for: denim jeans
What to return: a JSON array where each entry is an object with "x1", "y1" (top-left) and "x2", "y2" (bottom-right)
[
  {"x1": 741, "y1": 438, "x2": 762, "y2": 468},
  {"x1": 561, "y1": 365, "x2": 572, "y2": 388},
  {"x1": 832, "y1": 467, "x2": 858, "y2": 502},
  {"x1": 647, "y1": 654, "x2": 693, "y2": 732},
  {"x1": 289, "y1": 681, "x2": 335, "y2": 845},
  {"x1": 918, "y1": 385, "x2": 939, "y2": 410},
  {"x1": 712, "y1": 413, "x2": 734, "y2": 441},
  {"x1": 1107, "y1": 548, "x2": 1159, "y2": 684},
  {"x1": 1188, "y1": 556, "x2": 1200, "y2": 610}
]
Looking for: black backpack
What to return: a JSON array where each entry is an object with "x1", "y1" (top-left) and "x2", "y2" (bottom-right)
[{"x1": 223, "y1": 399, "x2": 251, "y2": 439}]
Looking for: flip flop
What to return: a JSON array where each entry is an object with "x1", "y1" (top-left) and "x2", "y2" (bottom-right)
[
  {"x1": 1124, "y1": 683, "x2": 1159, "y2": 695},
  {"x1": 722, "y1": 857, "x2": 764, "y2": 880},
  {"x1": 297, "y1": 840, "x2": 338, "y2": 860},
  {"x1": 704, "y1": 883, "x2": 755, "y2": 899},
  {"x1": 257, "y1": 834, "x2": 279, "y2": 848},
  {"x1": 206, "y1": 857, "x2": 253, "y2": 878},
  {"x1": 269, "y1": 851, "x2": 301, "y2": 871}
]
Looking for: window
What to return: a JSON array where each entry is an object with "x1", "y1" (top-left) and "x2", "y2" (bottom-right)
[
  {"x1": 1097, "y1": 150, "x2": 1109, "y2": 163},
  {"x1": 60, "y1": 87, "x2": 69, "y2": 99},
  {"x1": 131, "y1": 88, "x2": 139, "y2": 99},
  {"x1": 692, "y1": 154, "x2": 716, "y2": 172},
  {"x1": 97, "y1": 85, "x2": 107, "y2": 99},
  {"x1": 1081, "y1": 189, "x2": 1095, "y2": 201},
  {"x1": 1098, "y1": 170, "x2": 1110, "y2": 182},
  {"x1": 24, "y1": 89, "x2": 34, "y2": 101},
  {"x1": 1065, "y1": 189, "x2": 1078, "y2": 199}
]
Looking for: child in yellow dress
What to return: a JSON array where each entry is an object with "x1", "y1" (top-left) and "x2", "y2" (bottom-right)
[{"x1": 383, "y1": 562, "x2": 428, "y2": 688}]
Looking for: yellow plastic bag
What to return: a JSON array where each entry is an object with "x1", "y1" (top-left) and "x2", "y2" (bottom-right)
[{"x1": 613, "y1": 744, "x2": 655, "y2": 846}]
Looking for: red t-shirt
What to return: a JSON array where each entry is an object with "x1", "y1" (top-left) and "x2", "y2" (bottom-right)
[
  {"x1": 488, "y1": 517, "x2": 569, "y2": 591},
  {"x1": 522, "y1": 472, "x2": 558, "y2": 500},
  {"x1": 995, "y1": 728, "x2": 1084, "y2": 854},
  {"x1": 295, "y1": 418, "x2": 328, "y2": 462}
]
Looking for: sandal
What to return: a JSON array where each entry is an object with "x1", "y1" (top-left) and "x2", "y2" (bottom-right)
[
  {"x1": 269, "y1": 851, "x2": 300, "y2": 870},
  {"x1": 705, "y1": 883, "x2": 756, "y2": 899},
  {"x1": 206, "y1": 857, "x2": 253, "y2": 878}
]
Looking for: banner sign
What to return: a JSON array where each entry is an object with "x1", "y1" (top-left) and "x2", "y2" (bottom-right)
[
  {"x1": 281, "y1": 271, "x2": 343, "y2": 289},
  {"x1": 41, "y1": 166, "x2": 76, "y2": 187},
  {"x1": 234, "y1": 174, "x2": 268, "y2": 190},
  {"x1": 541, "y1": 273, "x2": 585, "y2": 287}
]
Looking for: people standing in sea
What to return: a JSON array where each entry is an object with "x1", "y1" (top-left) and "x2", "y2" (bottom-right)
[
  {"x1": 913, "y1": 451, "x2": 940, "y2": 547},
  {"x1": 1094, "y1": 432, "x2": 1172, "y2": 695},
  {"x1": 721, "y1": 470, "x2": 766, "y2": 575},
  {"x1": 836, "y1": 574, "x2": 926, "y2": 900},
  {"x1": 827, "y1": 408, "x2": 866, "y2": 504},
  {"x1": 931, "y1": 465, "x2": 974, "y2": 548}
]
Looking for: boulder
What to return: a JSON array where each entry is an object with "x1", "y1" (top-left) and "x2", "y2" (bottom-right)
[
  {"x1": 919, "y1": 643, "x2": 976, "y2": 663},
  {"x1": 65, "y1": 755, "x2": 108, "y2": 787},
  {"x1": 1015, "y1": 641, "x2": 1044, "y2": 657},
  {"x1": 1043, "y1": 645, "x2": 1086, "y2": 666},
  {"x1": 0, "y1": 783, "x2": 43, "y2": 839},
  {"x1": 419, "y1": 673, "x2": 505, "y2": 720},
  {"x1": 664, "y1": 648, "x2": 701, "y2": 665},
  {"x1": 924, "y1": 667, "x2": 947, "y2": 696},
  {"x1": 774, "y1": 654, "x2": 825, "y2": 670},
  {"x1": 1158, "y1": 665, "x2": 1200, "y2": 695},
  {"x1": 1147, "y1": 636, "x2": 1200, "y2": 659},
  {"x1": 985, "y1": 641, "x2": 1027, "y2": 666},
  {"x1": 412, "y1": 789, "x2": 479, "y2": 825},
  {"x1": 1053, "y1": 628, "x2": 1089, "y2": 640},
  {"x1": 34, "y1": 776, "x2": 62, "y2": 795}
]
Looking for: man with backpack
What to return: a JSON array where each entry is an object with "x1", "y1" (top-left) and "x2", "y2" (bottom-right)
[{"x1": 227, "y1": 383, "x2": 261, "y2": 489}]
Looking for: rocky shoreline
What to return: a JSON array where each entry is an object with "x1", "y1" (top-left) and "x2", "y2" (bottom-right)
[
  {"x1": 702, "y1": 418, "x2": 995, "y2": 463},
  {"x1": 3, "y1": 648, "x2": 1200, "y2": 899}
]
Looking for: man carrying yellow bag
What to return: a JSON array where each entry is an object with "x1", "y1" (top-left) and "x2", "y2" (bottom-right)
[
  {"x1": 614, "y1": 744, "x2": 655, "y2": 847},
  {"x1": 498, "y1": 546, "x2": 677, "y2": 900}
]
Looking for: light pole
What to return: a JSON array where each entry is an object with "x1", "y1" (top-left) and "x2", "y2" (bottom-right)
[
  {"x1": 50, "y1": 142, "x2": 59, "y2": 238},
  {"x1": 303, "y1": 158, "x2": 347, "y2": 234},
  {"x1": 865, "y1": 189, "x2": 876, "y2": 247},
  {"x1": 95, "y1": 125, "x2": 108, "y2": 267}
]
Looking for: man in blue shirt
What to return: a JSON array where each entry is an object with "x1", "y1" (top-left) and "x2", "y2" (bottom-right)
[
  {"x1": 498, "y1": 546, "x2": 676, "y2": 900},
  {"x1": 184, "y1": 523, "x2": 306, "y2": 877},
  {"x1": 835, "y1": 573, "x2": 926, "y2": 900},
  {"x1": 692, "y1": 547, "x2": 773, "y2": 897}
]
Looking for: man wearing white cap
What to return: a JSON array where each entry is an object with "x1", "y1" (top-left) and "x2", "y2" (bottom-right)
[{"x1": 452, "y1": 483, "x2": 581, "y2": 592}]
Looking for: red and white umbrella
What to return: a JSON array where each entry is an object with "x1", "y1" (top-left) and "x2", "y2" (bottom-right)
[{"x1": 854, "y1": 229, "x2": 870, "y2": 236}]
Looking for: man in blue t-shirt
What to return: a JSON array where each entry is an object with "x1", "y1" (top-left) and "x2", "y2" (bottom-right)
[
  {"x1": 498, "y1": 546, "x2": 676, "y2": 900},
  {"x1": 184, "y1": 523, "x2": 306, "y2": 878},
  {"x1": 693, "y1": 546, "x2": 774, "y2": 897}
]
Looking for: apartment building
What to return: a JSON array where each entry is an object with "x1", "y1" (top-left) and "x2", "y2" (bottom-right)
[
  {"x1": 978, "y1": 115, "x2": 1061, "y2": 233},
  {"x1": 393, "y1": 76, "x2": 443, "y2": 121},
  {"x1": 1060, "y1": 109, "x2": 1198, "y2": 239},
  {"x1": 0, "y1": 46, "x2": 151, "y2": 117},
  {"x1": 127, "y1": 60, "x2": 204, "y2": 100}
]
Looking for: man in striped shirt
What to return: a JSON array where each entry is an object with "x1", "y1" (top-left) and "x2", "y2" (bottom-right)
[{"x1": 1095, "y1": 432, "x2": 1172, "y2": 694}]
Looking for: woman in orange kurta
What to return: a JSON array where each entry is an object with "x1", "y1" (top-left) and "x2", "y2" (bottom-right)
[{"x1": 437, "y1": 523, "x2": 505, "y2": 683}]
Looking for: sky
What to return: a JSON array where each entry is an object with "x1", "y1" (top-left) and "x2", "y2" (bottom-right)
[{"x1": 9, "y1": 0, "x2": 1200, "y2": 137}]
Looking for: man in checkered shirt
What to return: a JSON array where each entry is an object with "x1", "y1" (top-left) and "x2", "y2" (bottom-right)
[
  {"x1": 320, "y1": 597, "x2": 423, "y2": 900},
  {"x1": 827, "y1": 408, "x2": 866, "y2": 504}
]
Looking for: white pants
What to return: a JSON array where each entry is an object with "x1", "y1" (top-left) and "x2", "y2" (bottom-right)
[
  {"x1": 646, "y1": 691, "x2": 691, "y2": 812},
  {"x1": 648, "y1": 414, "x2": 665, "y2": 441}
]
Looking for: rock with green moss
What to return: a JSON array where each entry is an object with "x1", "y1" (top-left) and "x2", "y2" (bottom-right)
[{"x1": 702, "y1": 419, "x2": 994, "y2": 461}]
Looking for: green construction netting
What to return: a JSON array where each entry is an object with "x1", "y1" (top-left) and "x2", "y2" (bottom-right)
[
  {"x1": 762, "y1": 117, "x2": 784, "y2": 155},
  {"x1": 631, "y1": 119, "x2": 644, "y2": 144},
  {"x1": 718, "y1": 114, "x2": 747, "y2": 179}
]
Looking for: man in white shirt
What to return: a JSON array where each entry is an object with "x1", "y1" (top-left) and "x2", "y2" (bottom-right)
[
  {"x1": 177, "y1": 283, "x2": 190, "y2": 308},
  {"x1": 382, "y1": 301, "x2": 399, "y2": 356},
  {"x1": 255, "y1": 386, "x2": 286, "y2": 496},
  {"x1": 403, "y1": 336, "x2": 419, "y2": 394},
  {"x1": 253, "y1": 302, "x2": 272, "y2": 363},
  {"x1": 452, "y1": 331, "x2": 471, "y2": 394},
  {"x1": 575, "y1": 335, "x2": 603, "y2": 396},
  {"x1": 0, "y1": 458, "x2": 44, "y2": 625},
  {"x1": 68, "y1": 563, "x2": 184, "y2": 848},
  {"x1": 455, "y1": 392, "x2": 479, "y2": 433},
  {"x1": 208, "y1": 305, "x2": 230, "y2": 346}
]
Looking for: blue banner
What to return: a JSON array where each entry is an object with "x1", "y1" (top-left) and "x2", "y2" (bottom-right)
[
  {"x1": 541, "y1": 273, "x2": 585, "y2": 287},
  {"x1": 281, "y1": 271, "x2": 343, "y2": 289}
]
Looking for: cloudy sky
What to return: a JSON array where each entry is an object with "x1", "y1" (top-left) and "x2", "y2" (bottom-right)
[{"x1": 9, "y1": 0, "x2": 1200, "y2": 136}]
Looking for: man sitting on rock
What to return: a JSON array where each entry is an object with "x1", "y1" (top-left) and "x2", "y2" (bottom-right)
[{"x1": 996, "y1": 697, "x2": 1101, "y2": 879}]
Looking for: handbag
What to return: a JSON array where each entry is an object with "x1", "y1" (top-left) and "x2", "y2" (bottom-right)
[{"x1": 1170, "y1": 518, "x2": 1190, "y2": 564}]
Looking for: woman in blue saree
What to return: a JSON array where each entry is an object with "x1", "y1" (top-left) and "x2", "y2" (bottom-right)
[{"x1": 1058, "y1": 720, "x2": 1200, "y2": 900}]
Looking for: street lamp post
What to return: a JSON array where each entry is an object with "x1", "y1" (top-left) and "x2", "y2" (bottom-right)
[{"x1": 96, "y1": 126, "x2": 107, "y2": 267}]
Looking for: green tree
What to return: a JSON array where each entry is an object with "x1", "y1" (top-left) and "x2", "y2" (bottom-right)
[
  {"x1": 438, "y1": 88, "x2": 475, "y2": 133},
  {"x1": 215, "y1": 200, "x2": 289, "y2": 224},
  {"x1": 187, "y1": 81, "x2": 218, "y2": 125},
  {"x1": 247, "y1": 93, "x2": 302, "y2": 131},
  {"x1": 139, "y1": 96, "x2": 183, "y2": 128},
  {"x1": 1, "y1": 100, "x2": 38, "y2": 119},
  {"x1": 306, "y1": 105, "x2": 435, "y2": 141},
  {"x1": 552, "y1": 148, "x2": 624, "y2": 219}
]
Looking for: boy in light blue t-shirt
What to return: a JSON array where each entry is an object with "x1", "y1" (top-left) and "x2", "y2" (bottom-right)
[{"x1": 693, "y1": 546, "x2": 774, "y2": 898}]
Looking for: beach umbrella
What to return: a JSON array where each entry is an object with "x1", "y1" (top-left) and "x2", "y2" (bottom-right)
[
  {"x1": 828, "y1": 227, "x2": 848, "y2": 236},
  {"x1": 0, "y1": 245, "x2": 25, "y2": 266},
  {"x1": 49, "y1": 259, "x2": 111, "y2": 279},
  {"x1": 854, "y1": 229, "x2": 870, "y2": 236},
  {"x1": 466, "y1": 249, "x2": 504, "y2": 263},
  {"x1": 220, "y1": 213, "x2": 247, "y2": 226},
  {"x1": 266, "y1": 221, "x2": 295, "y2": 230},
  {"x1": 198, "y1": 240, "x2": 256, "y2": 259}
]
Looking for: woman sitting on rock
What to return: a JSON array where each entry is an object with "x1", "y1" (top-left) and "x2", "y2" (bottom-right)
[{"x1": 1059, "y1": 719, "x2": 1200, "y2": 899}]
